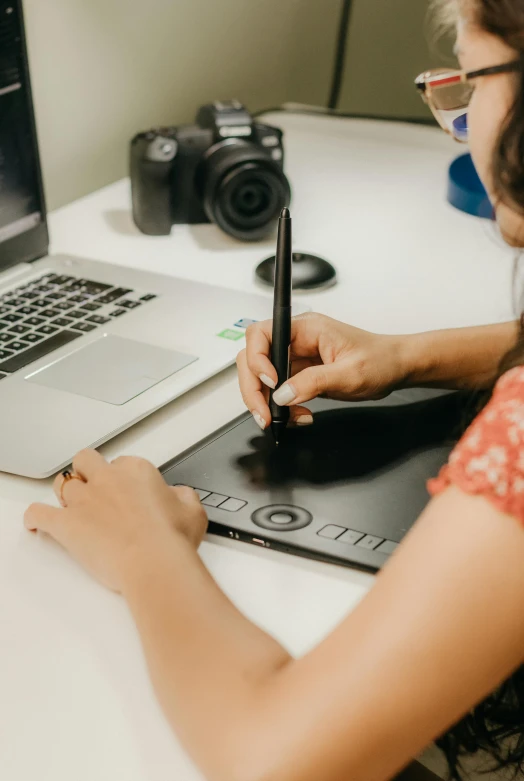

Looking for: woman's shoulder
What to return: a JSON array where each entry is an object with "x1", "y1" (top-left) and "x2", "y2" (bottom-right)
[{"x1": 428, "y1": 366, "x2": 524, "y2": 519}]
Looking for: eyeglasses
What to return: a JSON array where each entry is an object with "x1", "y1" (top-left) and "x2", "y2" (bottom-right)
[{"x1": 415, "y1": 61, "x2": 521, "y2": 142}]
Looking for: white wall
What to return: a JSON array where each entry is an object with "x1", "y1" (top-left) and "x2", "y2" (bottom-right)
[
  {"x1": 24, "y1": 0, "x2": 324, "y2": 209},
  {"x1": 289, "y1": 0, "x2": 445, "y2": 117},
  {"x1": 23, "y1": 0, "x2": 442, "y2": 211}
]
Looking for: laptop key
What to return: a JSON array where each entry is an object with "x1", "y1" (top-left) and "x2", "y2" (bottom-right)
[
  {"x1": 24, "y1": 316, "x2": 45, "y2": 327},
  {"x1": 86, "y1": 315, "x2": 110, "y2": 325},
  {"x1": 109, "y1": 308, "x2": 126, "y2": 317},
  {"x1": 37, "y1": 325, "x2": 59, "y2": 335},
  {"x1": 3, "y1": 313, "x2": 23, "y2": 323},
  {"x1": 0, "y1": 333, "x2": 13, "y2": 343},
  {"x1": 6, "y1": 340, "x2": 30, "y2": 351},
  {"x1": 119, "y1": 300, "x2": 141, "y2": 309},
  {"x1": 39, "y1": 308, "x2": 62, "y2": 319},
  {"x1": 96, "y1": 287, "x2": 132, "y2": 305},
  {"x1": 78, "y1": 280, "x2": 113, "y2": 295},
  {"x1": 8, "y1": 324, "x2": 31, "y2": 335},
  {"x1": 3, "y1": 298, "x2": 27, "y2": 308},
  {"x1": 54, "y1": 301, "x2": 75, "y2": 311},
  {"x1": 53, "y1": 275, "x2": 74, "y2": 286},
  {"x1": 52, "y1": 317, "x2": 74, "y2": 327},
  {"x1": 17, "y1": 306, "x2": 38, "y2": 316},
  {"x1": 19, "y1": 291, "x2": 39, "y2": 300},
  {"x1": 0, "y1": 349, "x2": 14, "y2": 360},
  {"x1": 24, "y1": 332, "x2": 45, "y2": 344},
  {"x1": 68, "y1": 294, "x2": 89, "y2": 304},
  {"x1": 45, "y1": 292, "x2": 65, "y2": 301},
  {"x1": 68, "y1": 310, "x2": 87, "y2": 319},
  {"x1": 72, "y1": 322, "x2": 97, "y2": 333},
  {"x1": 0, "y1": 330, "x2": 81, "y2": 373},
  {"x1": 33, "y1": 299, "x2": 53, "y2": 308},
  {"x1": 80, "y1": 302, "x2": 102, "y2": 312},
  {"x1": 0, "y1": 306, "x2": 11, "y2": 316},
  {"x1": 140, "y1": 294, "x2": 157, "y2": 301}
]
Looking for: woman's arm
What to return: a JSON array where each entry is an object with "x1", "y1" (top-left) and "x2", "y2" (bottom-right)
[
  {"x1": 400, "y1": 321, "x2": 518, "y2": 390},
  {"x1": 121, "y1": 486, "x2": 524, "y2": 781}
]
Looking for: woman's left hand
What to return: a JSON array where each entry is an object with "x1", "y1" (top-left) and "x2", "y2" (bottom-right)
[{"x1": 24, "y1": 449, "x2": 208, "y2": 592}]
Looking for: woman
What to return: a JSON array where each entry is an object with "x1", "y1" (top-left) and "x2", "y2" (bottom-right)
[{"x1": 24, "y1": 1, "x2": 524, "y2": 779}]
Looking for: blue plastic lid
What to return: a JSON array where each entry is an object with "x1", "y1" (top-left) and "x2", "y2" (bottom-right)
[{"x1": 447, "y1": 151, "x2": 494, "y2": 220}]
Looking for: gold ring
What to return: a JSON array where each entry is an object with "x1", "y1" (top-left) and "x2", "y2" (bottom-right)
[{"x1": 59, "y1": 470, "x2": 84, "y2": 505}]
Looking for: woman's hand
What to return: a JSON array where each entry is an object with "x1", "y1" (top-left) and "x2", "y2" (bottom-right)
[
  {"x1": 24, "y1": 449, "x2": 208, "y2": 592},
  {"x1": 236, "y1": 312, "x2": 407, "y2": 429}
]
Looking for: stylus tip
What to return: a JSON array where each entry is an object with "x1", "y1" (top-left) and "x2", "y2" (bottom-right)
[{"x1": 280, "y1": 207, "x2": 290, "y2": 219}]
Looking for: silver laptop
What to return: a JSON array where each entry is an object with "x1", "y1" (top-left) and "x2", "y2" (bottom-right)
[{"x1": 0, "y1": 2, "x2": 283, "y2": 478}]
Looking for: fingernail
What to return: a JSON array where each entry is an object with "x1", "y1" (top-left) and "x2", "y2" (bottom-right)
[
  {"x1": 273, "y1": 383, "x2": 297, "y2": 406},
  {"x1": 252, "y1": 411, "x2": 267, "y2": 430},
  {"x1": 259, "y1": 373, "x2": 276, "y2": 390},
  {"x1": 295, "y1": 415, "x2": 314, "y2": 426}
]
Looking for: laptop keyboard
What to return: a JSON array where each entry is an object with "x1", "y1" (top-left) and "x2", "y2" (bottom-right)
[{"x1": 0, "y1": 272, "x2": 157, "y2": 376}]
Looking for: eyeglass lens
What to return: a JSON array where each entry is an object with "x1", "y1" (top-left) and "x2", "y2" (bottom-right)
[{"x1": 428, "y1": 72, "x2": 473, "y2": 141}]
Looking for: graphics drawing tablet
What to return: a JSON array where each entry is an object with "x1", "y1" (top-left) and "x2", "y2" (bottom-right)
[{"x1": 161, "y1": 388, "x2": 476, "y2": 572}]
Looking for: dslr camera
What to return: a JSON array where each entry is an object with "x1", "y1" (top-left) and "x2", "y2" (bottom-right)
[{"x1": 130, "y1": 101, "x2": 291, "y2": 242}]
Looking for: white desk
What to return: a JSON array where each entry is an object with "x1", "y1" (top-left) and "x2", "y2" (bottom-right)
[{"x1": 0, "y1": 114, "x2": 514, "y2": 781}]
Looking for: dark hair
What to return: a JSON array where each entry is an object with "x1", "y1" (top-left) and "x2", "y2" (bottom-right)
[{"x1": 432, "y1": 2, "x2": 524, "y2": 780}]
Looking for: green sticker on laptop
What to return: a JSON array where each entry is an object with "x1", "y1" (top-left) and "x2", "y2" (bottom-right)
[{"x1": 217, "y1": 329, "x2": 244, "y2": 342}]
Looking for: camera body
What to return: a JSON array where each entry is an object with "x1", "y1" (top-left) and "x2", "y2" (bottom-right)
[{"x1": 130, "y1": 101, "x2": 291, "y2": 242}]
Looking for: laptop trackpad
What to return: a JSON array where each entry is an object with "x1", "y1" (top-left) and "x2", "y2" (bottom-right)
[{"x1": 26, "y1": 335, "x2": 198, "y2": 405}]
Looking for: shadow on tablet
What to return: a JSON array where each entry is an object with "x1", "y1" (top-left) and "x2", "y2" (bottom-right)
[{"x1": 236, "y1": 391, "x2": 475, "y2": 488}]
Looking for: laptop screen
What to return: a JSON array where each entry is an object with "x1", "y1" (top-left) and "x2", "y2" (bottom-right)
[{"x1": 0, "y1": 1, "x2": 47, "y2": 269}]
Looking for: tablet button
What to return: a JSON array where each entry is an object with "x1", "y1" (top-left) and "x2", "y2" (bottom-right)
[
  {"x1": 202, "y1": 493, "x2": 229, "y2": 508},
  {"x1": 251, "y1": 505, "x2": 313, "y2": 532},
  {"x1": 356, "y1": 535, "x2": 384, "y2": 551},
  {"x1": 317, "y1": 525, "x2": 347, "y2": 540},
  {"x1": 376, "y1": 540, "x2": 399, "y2": 555},
  {"x1": 220, "y1": 498, "x2": 247, "y2": 513},
  {"x1": 338, "y1": 529, "x2": 365, "y2": 545},
  {"x1": 270, "y1": 512, "x2": 294, "y2": 524}
]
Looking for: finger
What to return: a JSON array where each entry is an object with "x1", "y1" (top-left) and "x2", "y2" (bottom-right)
[
  {"x1": 24, "y1": 502, "x2": 65, "y2": 535},
  {"x1": 53, "y1": 471, "x2": 86, "y2": 507},
  {"x1": 72, "y1": 449, "x2": 108, "y2": 481},
  {"x1": 171, "y1": 485, "x2": 201, "y2": 505},
  {"x1": 289, "y1": 358, "x2": 319, "y2": 376},
  {"x1": 245, "y1": 321, "x2": 278, "y2": 390},
  {"x1": 237, "y1": 349, "x2": 271, "y2": 430},
  {"x1": 288, "y1": 405, "x2": 314, "y2": 427},
  {"x1": 272, "y1": 364, "x2": 338, "y2": 406}
]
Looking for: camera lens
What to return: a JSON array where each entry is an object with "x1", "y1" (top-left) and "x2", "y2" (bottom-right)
[
  {"x1": 234, "y1": 181, "x2": 270, "y2": 217},
  {"x1": 196, "y1": 140, "x2": 291, "y2": 241}
]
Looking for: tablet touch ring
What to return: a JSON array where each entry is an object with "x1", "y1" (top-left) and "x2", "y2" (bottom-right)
[{"x1": 251, "y1": 504, "x2": 313, "y2": 532}]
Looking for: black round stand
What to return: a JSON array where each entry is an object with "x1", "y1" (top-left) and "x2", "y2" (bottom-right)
[{"x1": 255, "y1": 252, "x2": 337, "y2": 291}]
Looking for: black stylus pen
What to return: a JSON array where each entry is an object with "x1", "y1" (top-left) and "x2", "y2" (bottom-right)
[{"x1": 269, "y1": 207, "x2": 292, "y2": 446}]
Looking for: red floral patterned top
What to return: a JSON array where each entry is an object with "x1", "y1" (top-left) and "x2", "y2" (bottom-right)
[{"x1": 428, "y1": 366, "x2": 524, "y2": 518}]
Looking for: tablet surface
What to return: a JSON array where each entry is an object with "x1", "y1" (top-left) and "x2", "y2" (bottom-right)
[{"x1": 162, "y1": 388, "x2": 473, "y2": 571}]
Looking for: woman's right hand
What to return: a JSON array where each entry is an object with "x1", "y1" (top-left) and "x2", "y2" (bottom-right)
[{"x1": 236, "y1": 312, "x2": 409, "y2": 429}]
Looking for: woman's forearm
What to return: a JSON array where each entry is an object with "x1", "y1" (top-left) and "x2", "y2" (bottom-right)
[
  {"x1": 121, "y1": 536, "x2": 291, "y2": 780},
  {"x1": 399, "y1": 321, "x2": 519, "y2": 390},
  {"x1": 120, "y1": 488, "x2": 524, "y2": 781}
]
